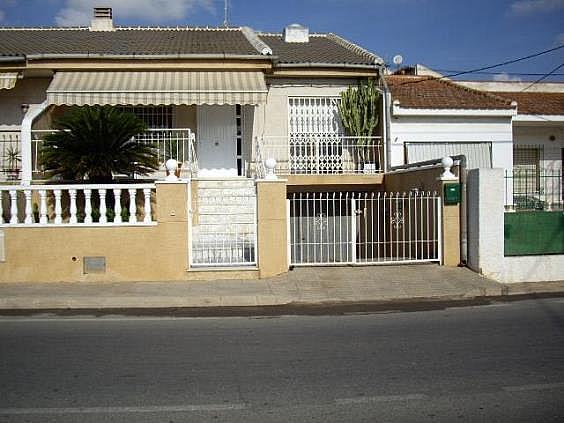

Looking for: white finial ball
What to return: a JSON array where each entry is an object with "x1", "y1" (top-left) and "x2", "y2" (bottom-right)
[
  {"x1": 165, "y1": 158, "x2": 178, "y2": 174},
  {"x1": 265, "y1": 158, "x2": 277, "y2": 170},
  {"x1": 441, "y1": 156, "x2": 453, "y2": 169}
]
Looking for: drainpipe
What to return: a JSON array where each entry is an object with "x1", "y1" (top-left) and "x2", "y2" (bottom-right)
[
  {"x1": 380, "y1": 75, "x2": 392, "y2": 171},
  {"x1": 20, "y1": 101, "x2": 49, "y2": 186}
]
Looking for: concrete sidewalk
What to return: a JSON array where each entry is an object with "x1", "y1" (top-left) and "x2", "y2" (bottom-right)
[{"x1": 1, "y1": 264, "x2": 563, "y2": 310}]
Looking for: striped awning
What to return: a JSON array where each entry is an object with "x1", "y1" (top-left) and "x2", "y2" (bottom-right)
[
  {"x1": 0, "y1": 72, "x2": 18, "y2": 90},
  {"x1": 46, "y1": 71, "x2": 268, "y2": 106}
]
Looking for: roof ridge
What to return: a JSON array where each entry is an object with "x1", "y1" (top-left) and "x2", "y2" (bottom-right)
[
  {"x1": 326, "y1": 33, "x2": 383, "y2": 65},
  {"x1": 442, "y1": 78, "x2": 515, "y2": 107},
  {"x1": 0, "y1": 25, "x2": 243, "y2": 31},
  {"x1": 240, "y1": 26, "x2": 272, "y2": 56}
]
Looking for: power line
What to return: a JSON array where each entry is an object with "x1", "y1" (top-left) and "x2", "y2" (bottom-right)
[
  {"x1": 397, "y1": 44, "x2": 564, "y2": 85},
  {"x1": 521, "y1": 62, "x2": 564, "y2": 91},
  {"x1": 433, "y1": 69, "x2": 564, "y2": 77}
]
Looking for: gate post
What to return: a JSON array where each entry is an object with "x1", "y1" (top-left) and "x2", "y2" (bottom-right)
[
  {"x1": 439, "y1": 157, "x2": 461, "y2": 266},
  {"x1": 256, "y1": 178, "x2": 288, "y2": 278}
]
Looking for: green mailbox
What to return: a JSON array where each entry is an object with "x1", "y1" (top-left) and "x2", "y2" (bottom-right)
[{"x1": 444, "y1": 183, "x2": 461, "y2": 205}]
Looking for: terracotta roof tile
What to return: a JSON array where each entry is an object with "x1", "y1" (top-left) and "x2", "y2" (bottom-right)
[
  {"x1": 386, "y1": 75, "x2": 514, "y2": 110},
  {"x1": 494, "y1": 91, "x2": 564, "y2": 116}
]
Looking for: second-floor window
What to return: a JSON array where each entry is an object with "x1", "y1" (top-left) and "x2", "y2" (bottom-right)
[{"x1": 288, "y1": 97, "x2": 343, "y2": 136}]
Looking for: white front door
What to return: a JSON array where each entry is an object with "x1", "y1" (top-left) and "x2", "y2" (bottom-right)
[{"x1": 197, "y1": 105, "x2": 237, "y2": 177}]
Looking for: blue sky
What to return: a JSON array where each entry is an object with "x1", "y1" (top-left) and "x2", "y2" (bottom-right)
[{"x1": 1, "y1": 0, "x2": 563, "y2": 81}]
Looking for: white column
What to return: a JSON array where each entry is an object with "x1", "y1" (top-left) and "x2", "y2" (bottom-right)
[
  {"x1": 20, "y1": 101, "x2": 49, "y2": 186},
  {"x1": 99, "y1": 189, "x2": 107, "y2": 224},
  {"x1": 113, "y1": 189, "x2": 122, "y2": 223},
  {"x1": 9, "y1": 190, "x2": 18, "y2": 224},
  {"x1": 39, "y1": 189, "x2": 48, "y2": 224},
  {"x1": 68, "y1": 189, "x2": 78, "y2": 224},
  {"x1": 128, "y1": 188, "x2": 137, "y2": 223},
  {"x1": 84, "y1": 189, "x2": 93, "y2": 224},
  {"x1": 23, "y1": 189, "x2": 33, "y2": 224},
  {"x1": 143, "y1": 188, "x2": 152, "y2": 223},
  {"x1": 54, "y1": 189, "x2": 62, "y2": 225}
]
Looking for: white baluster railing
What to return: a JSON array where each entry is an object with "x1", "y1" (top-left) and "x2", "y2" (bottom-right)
[{"x1": 0, "y1": 183, "x2": 157, "y2": 226}]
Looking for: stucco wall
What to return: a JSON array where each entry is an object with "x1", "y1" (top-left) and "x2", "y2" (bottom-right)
[
  {"x1": 513, "y1": 123, "x2": 563, "y2": 171},
  {"x1": 389, "y1": 115, "x2": 514, "y2": 171},
  {"x1": 252, "y1": 77, "x2": 359, "y2": 139},
  {"x1": 0, "y1": 78, "x2": 51, "y2": 129}
]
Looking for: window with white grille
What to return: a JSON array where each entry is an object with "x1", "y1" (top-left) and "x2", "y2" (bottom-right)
[
  {"x1": 119, "y1": 106, "x2": 173, "y2": 129},
  {"x1": 288, "y1": 97, "x2": 344, "y2": 173},
  {"x1": 288, "y1": 97, "x2": 343, "y2": 135}
]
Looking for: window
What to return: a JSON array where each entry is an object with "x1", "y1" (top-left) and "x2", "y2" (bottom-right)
[
  {"x1": 513, "y1": 145, "x2": 543, "y2": 194},
  {"x1": 119, "y1": 106, "x2": 173, "y2": 129},
  {"x1": 288, "y1": 97, "x2": 344, "y2": 174}
]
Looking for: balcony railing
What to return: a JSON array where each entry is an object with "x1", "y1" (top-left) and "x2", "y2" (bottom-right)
[
  {"x1": 255, "y1": 135, "x2": 384, "y2": 177},
  {"x1": 0, "y1": 183, "x2": 156, "y2": 226},
  {"x1": 1, "y1": 128, "x2": 197, "y2": 182}
]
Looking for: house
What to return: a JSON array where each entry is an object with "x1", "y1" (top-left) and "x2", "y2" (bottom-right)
[{"x1": 7, "y1": 7, "x2": 445, "y2": 283}]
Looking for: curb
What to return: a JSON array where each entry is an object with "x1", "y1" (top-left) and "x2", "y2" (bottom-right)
[{"x1": 1, "y1": 290, "x2": 563, "y2": 317}]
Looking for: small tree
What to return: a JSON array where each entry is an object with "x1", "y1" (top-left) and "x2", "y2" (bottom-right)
[
  {"x1": 338, "y1": 79, "x2": 380, "y2": 165},
  {"x1": 40, "y1": 106, "x2": 159, "y2": 182}
]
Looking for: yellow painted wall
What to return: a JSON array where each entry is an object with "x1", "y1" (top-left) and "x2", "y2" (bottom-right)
[
  {"x1": 256, "y1": 179, "x2": 288, "y2": 278},
  {"x1": 0, "y1": 182, "x2": 190, "y2": 283}
]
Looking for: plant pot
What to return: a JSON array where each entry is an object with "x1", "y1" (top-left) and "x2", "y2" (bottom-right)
[{"x1": 7, "y1": 169, "x2": 20, "y2": 181}]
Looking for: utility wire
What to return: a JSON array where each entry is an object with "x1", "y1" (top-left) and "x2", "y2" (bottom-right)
[
  {"x1": 397, "y1": 44, "x2": 564, "y2": 85},
  {"x1": 521, "y1": 62, "x2": 564, "y2": 91},
  {"x1": 433, "y1": 69, "x2": 564, "y2": 77}
]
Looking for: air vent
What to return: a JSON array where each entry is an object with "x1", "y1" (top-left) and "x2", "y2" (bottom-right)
[{"x1": 91, "y1": 7, "x2": 114, "y2": 31}]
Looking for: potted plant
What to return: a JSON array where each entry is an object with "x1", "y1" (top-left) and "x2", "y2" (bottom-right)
[
  {"x1": 5, "y1": 145, "x2": 21, "y2": 180},
  {"x1": 338, "y1": 79, "x2": 380, "y2": 173}
]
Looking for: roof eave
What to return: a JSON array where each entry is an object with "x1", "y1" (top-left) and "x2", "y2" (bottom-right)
[
  {"x1": 24, "y1": 53, "x2": 273, "y2": 60},
  {"x1": 273, "y1": 62, "x2": 381, "y2": 70},
  {"x1": 392, "y1": 105, "x2": 517, "y2": 117}
]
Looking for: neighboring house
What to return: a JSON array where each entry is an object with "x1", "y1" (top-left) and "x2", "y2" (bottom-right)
[
  {"x1": 458, "y1": 80, "x2": 564, "y2": 210},
  {"x1": 385, "y1": 74, "x2": 517, "y2": 170}
]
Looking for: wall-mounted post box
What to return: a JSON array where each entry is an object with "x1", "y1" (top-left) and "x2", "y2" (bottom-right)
[{"x1": 444, "y1": 183, "x2": 461, "y2": 205}]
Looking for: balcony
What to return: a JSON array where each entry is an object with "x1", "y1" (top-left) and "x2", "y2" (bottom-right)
[
  {"x1": 255, "y1": 135, "x2": 385, "y2": 185},
  {"x1": 0, "y1": 128, "x2": 197, "y2": 182}
]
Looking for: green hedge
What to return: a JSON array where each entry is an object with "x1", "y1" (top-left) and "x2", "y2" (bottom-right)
[{"x1": 504, "y1": 211, "x2": 564, "y2": 256}]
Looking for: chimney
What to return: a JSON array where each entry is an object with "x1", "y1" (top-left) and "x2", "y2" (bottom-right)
[
  {"x1": 91, "y1": 7, "x2": 114, "y2": 31},
  {"x1": 283, "y1": 24, "x2": 309, "y2": 43}
]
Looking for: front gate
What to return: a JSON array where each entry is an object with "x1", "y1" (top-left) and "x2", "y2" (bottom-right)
[{"x1": 288, "y1": 191, "x2": 442, "y2": 265}]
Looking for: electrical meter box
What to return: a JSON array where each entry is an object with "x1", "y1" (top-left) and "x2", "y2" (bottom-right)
[{"x1": 444, "y1": 183, "x2": 461, "y2": 205}]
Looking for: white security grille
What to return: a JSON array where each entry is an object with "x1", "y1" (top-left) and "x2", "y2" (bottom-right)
[
  {"x1": 288, "y1": 97, "x2": 343, "y2": 135},
  {"x1": 289, "y1": 191, "x2": 441, "y2": 265},
  {"x1": 289, "y1": 97, "x2": 347, "y2": 174},
  {"x1": 191, "y1": 179, "x2": 257, "y2": 267}
]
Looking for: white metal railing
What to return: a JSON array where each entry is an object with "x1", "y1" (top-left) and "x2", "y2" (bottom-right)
[
  {"x1": 256, "y1": 135, "x2": 384, "y2": 176},
  {"x1": 191, "y1": 187, "x2": 257, "y2": 267},
  {"x1": 0, "y1": 183, "x2": 156, "y2": 226},
  {"x1": 1, "y1": 129, "x2": 198, "y2": 180},
  {"x1": 0, "y1": 130, "x2": 22, "y2": 181},
  {"x1": 289, "y1": 191, "x2": 441, "y2": 265}
]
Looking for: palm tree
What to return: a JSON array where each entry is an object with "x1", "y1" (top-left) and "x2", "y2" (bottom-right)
[{"x1": 41, "y1": 106, "x2": 159, "y2": 182}]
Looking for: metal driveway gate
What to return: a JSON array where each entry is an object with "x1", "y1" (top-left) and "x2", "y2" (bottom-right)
[{"x1": 288, "y1": 191, "x2": 442, "y2": 265}]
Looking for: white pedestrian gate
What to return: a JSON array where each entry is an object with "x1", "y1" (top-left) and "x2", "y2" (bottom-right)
[{"x1": 288, "y1": 191, "x2": 442, "y2": 265}]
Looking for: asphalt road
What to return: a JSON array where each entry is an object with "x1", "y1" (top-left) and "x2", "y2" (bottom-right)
[{"x1": 1, "y1": 298, "x2": 564, "y2": 422}]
